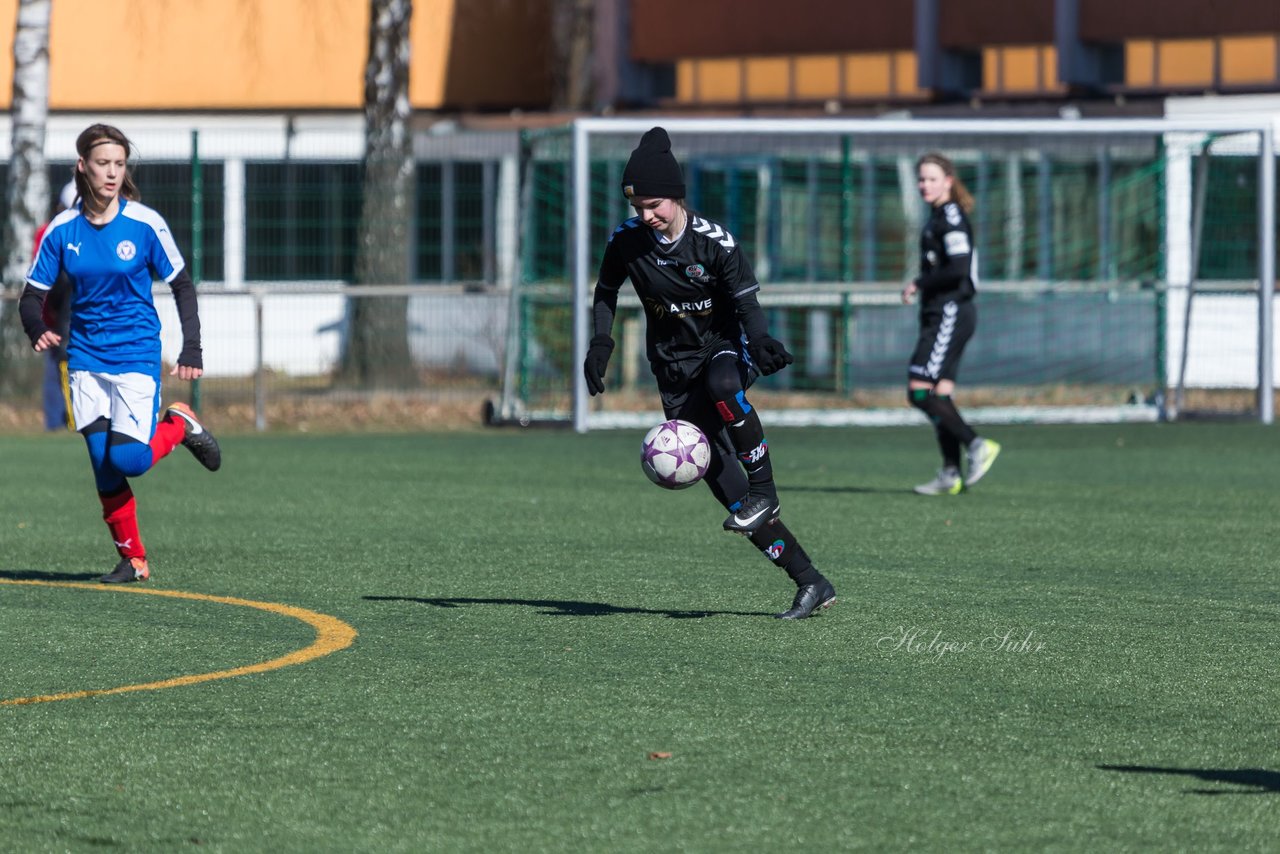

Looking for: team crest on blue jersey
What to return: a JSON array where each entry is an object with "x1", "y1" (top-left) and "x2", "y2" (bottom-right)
[{"x1": 116, "y1": 240, "x2": 137, "y2": 261}]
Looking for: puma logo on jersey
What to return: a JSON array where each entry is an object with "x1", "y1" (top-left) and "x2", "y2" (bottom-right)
[{"x1": 67, "y1": 243, "x2": 81, "y2": 256}]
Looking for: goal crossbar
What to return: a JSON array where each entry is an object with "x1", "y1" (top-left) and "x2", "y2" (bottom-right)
[{"x1": 567, "y1": 117, "x2": 1276, "y2": 430}]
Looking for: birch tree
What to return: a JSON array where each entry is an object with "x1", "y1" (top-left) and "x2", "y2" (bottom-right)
[
  {"x1": 342, "y1": 0, "x2": 416, "y2": 387},
  {"x1": 0, "y1": 0, "x2": 51, "y2": 394}
]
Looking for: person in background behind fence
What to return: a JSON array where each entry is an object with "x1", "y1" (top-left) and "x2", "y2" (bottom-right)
[
  {"x1": 34, "y1": 180, "x2": 78, "y2": 431},
  {"x1": 19, "y1": 122, "x2": 222, "y2": 583},
  {"x1": 902, "y1": 152, "x2": 1000, "y2": 495},
  {"x1": 583, "y1": 126, "x2": 836, "y2": 619}
]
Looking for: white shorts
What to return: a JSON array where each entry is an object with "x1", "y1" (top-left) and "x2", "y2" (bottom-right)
[{"x1": 69, "y1": 371, "x2": 161, "y2": 443}]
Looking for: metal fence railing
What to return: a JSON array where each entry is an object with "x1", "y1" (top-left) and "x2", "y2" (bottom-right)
[{"x1": 0, "y1": 285, "x2": 509, "y2": 432}]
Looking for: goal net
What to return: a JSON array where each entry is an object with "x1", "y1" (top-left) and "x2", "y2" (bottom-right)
[{"x1": 490, "y1": 118, "x2": 1275, "y2": 430}]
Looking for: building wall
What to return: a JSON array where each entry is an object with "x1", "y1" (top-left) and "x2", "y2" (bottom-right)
[
  {"x1": 630, "y1": 0, "x2": 918, "y2": 107},
  {"x1": 630, "y1": 0, "x2": 912, "y2": 59},
  {"x1": 0, "y1": 0, "x2": 1274, "y2": 114},
  {"x1": 939, "y1": 0, "x2": 1055, "y2": 48},
  {"x1": 0, "y1": 0, "x2": 552, "y2": 111},
  {"x1": 1079, "y1": 0, "x2": 1280, "y2": 41},
  {"x1": 631, "y1": 0, "x2": 1280, "y2": 107}
]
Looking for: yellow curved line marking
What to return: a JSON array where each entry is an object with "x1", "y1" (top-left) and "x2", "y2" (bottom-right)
[{"x1": 0, "y1": 579, "x2": 357, "y2": 706}]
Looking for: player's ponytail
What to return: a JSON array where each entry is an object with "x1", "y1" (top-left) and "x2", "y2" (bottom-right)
[
  {"x1": 916, "y1": 152, "x2": 974, "y2": 213},
  {"x1": 73, "y1": 123, "x2": 141, "y2": 207}
]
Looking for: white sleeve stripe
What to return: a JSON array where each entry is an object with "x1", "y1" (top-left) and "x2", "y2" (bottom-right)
[
  {"x1": 25, "y1": 210, "x2": 76, "y2": 282},
  {"x1": 121, "y1": 201, "x2": 185, "y2": 274},
  {"x1": 23, "y1": 278, "x2": 52, "y2": 291}
]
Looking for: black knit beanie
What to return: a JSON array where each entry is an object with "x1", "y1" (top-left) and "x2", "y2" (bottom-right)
[{"x1": 621, "y1": 127, "x2": 686, "y2": 199}]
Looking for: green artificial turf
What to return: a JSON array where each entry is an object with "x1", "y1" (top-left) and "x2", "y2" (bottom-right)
[{"x1": 1, "y1": 422, "x2": 1277, "y2": 851}]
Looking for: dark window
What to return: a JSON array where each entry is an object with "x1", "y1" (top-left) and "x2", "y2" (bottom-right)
[{"x1": 245, "y1": 161, "x2": 361, "y2": 282}]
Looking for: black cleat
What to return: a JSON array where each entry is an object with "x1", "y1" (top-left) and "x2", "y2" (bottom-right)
[
  {"x1": 775, "y1": 578, "x2": 836, "y2": 620},
  {"x1": 100, "y1": 556, "x2": 150, "y2": 584},
  {"x1": 723, "y1": 493, "x2": 781, "y2": 535},
  {"x1": 167, "y1": 402, "x2": 221, "y2": 471}
]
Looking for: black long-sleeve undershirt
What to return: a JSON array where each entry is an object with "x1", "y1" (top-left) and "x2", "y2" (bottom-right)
[
  {"x1": 733, "y1": 291, "x2": 770, "y2": 344},
  {"x1": 591, "y1": 284, "x2": 619, "y2": 339},
  {"x1": 168, "y1": 268, "x2": 202, "y2": 368}
]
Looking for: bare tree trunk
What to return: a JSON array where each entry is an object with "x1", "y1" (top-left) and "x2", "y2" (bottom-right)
[
  {"x1": 550, "y1": 0, "x2": 594, "y2": 112},
  {"x1": 0, "y1": 0, "x2": 51, "y2": 396},
  {"x1": 342, "y1": 0, "x2": 416, "y2": 387}
]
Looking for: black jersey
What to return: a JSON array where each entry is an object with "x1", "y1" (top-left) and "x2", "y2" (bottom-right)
[
  {"x1": 596, "y1": 213, "x2": 760, "y2": 372},
  {"x1": 916, "y1": 201, "x2": 976, "y2": 308}
]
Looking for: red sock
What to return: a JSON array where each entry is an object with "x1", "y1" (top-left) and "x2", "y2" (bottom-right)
[
  {"x1": 149, "y1": 413, "x2": 185, "y2": 463},
  {"x1": 100, "y1": 485, "x2": 145, "y2": 559}
]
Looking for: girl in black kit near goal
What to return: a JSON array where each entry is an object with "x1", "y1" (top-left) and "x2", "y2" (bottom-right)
[
  {"x1": 583, "y1": 127, "x2": 835, "y2": 620},
  {"x1": 903, "y1": 152, "x2": 1001, "y2": 495}
]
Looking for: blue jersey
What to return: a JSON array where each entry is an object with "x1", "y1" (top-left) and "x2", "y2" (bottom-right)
[{"x1": 26, "y1": 198, "x2": 185, "y2": 374}]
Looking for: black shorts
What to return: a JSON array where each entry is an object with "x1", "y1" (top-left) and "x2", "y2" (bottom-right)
[
  {"x1": 656, "y1": 349, "x2": 757, "y2": 428},
  {"x1": 908, "y1": 298, "x2": 976, "y2": 383},
  {"x1": 656, "y1": 350, "x2": 759, "y2": 512}
]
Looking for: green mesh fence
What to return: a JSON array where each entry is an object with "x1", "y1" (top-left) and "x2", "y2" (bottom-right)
[
  {"x1": 0, "y1": 122, "x2": 1271, "y2": 430},
  {"x1": 503, "y1": 124, "x2": 1275, "y2": 422}
]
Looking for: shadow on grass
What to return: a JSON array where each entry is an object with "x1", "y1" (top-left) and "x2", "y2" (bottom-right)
[
  {"x1": 363, "y1": 595, "x2": 773, "y2": 619},
  {"x1": 1098, "y1": 764, "x2": 1280, "y2": 795},
  {"x1": 0, "y1": 569, "x2": 99, "y2": 582},
  {"x1": 785, "y1": 485, "x2": 912, "y2": 496}
]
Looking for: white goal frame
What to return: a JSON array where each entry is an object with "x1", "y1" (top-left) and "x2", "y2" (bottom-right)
[{"x1": 570, "y1": 117, "x2": 1276, "y2": 432}]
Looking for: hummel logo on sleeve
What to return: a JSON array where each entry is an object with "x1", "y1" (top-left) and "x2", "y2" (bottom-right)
[{"x1": 692, "y1": 217, "x2": 737, "y2": 250}]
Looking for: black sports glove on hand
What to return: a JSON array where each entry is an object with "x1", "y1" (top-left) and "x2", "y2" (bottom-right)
[
  {"x1": 583, "y1": 334, "x2": 615, "y2": 395},
  {"x1": 748, "y1": 336, "x2": 794, "y2": 376}
]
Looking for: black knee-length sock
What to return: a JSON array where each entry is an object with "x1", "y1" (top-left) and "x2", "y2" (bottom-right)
[{"x1": 748, "y1": 518, "x2": 821, "y2": 587}]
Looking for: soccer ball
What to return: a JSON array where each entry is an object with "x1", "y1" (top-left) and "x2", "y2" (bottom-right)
[{"x1": 640, "y1": 419, "x2": 711, "y2": 490}]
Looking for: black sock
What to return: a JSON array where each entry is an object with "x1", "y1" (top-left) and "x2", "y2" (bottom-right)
[
  {"x1": 911, "y1": 388, "x2": 963, "y2": 468},
  {"x1": 725, "y1": 404, "x2": 776, "y2": 500},
  {"x1": 749, "y1": 518, "x2": 821, "y2": 587},
  {"x1": 932, "y1": 394, "x2": 977, "y2": 446},
  {"x1": 935, "y1": 424, "x2": 962, "y2": 469}
]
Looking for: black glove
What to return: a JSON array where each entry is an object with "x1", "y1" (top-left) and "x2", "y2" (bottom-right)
[
  {"x1": 748, "y1": 336, "x2": 793, "y2": 376},
  {"x1": 583, "y1": 334, "x2": 614, "y2": 396}
]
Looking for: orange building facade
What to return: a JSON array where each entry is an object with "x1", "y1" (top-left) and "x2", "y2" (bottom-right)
[
  {"x1": 629, "y1": 0, "x2": 1280, "y2": 110},
  {"x1": 0, "y1": 0, "x2": 553, "y2": 112},
  {"x1": 0, "y1": 0, "x2": 1275, "y2": 116}
]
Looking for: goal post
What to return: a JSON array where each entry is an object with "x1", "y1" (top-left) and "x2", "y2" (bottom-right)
[{"x1": 499, "y1": 116, "x2": 1276, "y2": 430}]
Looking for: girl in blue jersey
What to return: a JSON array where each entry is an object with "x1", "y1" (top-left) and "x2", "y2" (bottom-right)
[{"x1": 20, "y1": 123, "x2": 221, "y2": 583}]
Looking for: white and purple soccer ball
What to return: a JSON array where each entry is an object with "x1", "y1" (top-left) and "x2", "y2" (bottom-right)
[{"x1": 640, "y1": 419, "x2": 711, "y2": 490}]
